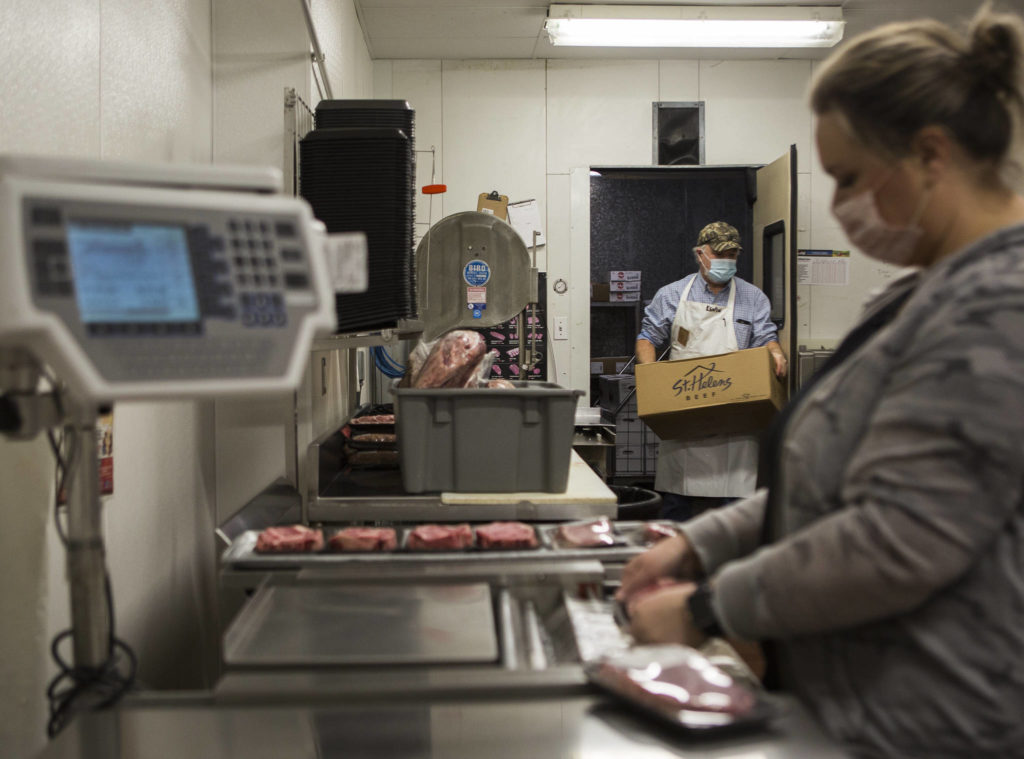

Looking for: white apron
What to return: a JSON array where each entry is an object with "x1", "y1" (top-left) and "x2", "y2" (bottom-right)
[{"x1": 653, "y1": 276, "x2": 759, "y2": 497}]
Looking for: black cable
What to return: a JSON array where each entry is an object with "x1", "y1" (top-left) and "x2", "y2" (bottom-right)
[{"x1": 44, "y1": 423, "x2": 137, "y2": 738}]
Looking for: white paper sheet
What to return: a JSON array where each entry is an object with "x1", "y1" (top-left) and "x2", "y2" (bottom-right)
[{"x1": 507, "y1": 198, "x2": 546, "y2": 248}]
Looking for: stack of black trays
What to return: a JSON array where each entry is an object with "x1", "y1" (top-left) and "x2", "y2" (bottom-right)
[{"x1": 300, "y1": 100, "x2": 416, "y2": 333}]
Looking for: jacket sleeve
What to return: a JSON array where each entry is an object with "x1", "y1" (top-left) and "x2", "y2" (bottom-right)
[
  {"x1": 678, "y1": 489, "x2": 767, "y2": 575},
  {"x1": 710, "y1": 283, "x2": 1024, "y2": 640}
]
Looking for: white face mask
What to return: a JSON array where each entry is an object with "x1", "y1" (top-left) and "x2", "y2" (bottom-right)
[{"x1": 831, "y1": 173, "x2": 931, "y2": 266}]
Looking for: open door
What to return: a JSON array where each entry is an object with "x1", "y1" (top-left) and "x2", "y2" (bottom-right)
[{"x1": 752, "y1": 146, "x2": 797, "y2": 396}]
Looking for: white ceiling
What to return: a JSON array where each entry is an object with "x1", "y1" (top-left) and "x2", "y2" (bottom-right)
[{"x1": 352, "y1": 0, "x2": 1024, "y2": 61}]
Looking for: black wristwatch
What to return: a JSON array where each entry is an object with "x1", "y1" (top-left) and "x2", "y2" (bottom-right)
[{"x1": 687, "y1": 580, "x2": 724, "y2": 638}]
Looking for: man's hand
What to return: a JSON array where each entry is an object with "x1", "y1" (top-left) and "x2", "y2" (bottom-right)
[
  {"x1": 629, "y1": 581, "x2": 708, "y2": 647},
  {"x1": 766, "y1": 341, "x2": 787, "y2": 379},
  {"x1": 771, "y1": 351, "x2": 788, "y2": 378},
  {"x1": 615, "y1": 533, "x2": 703, "y2": 602}
]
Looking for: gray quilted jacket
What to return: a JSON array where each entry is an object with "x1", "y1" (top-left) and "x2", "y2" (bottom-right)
[{"x1": 681, "y1": 223, "x2": 1024, "y2": 758}]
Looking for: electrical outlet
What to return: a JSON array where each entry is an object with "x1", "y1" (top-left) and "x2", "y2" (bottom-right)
[{"x1": 554, "y1": 316, "x2": 568, "y2": 340}]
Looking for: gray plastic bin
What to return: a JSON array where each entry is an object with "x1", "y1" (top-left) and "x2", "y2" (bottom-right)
[{"x1": 394, "y1": 382, "x2": 584, "y2": 493}]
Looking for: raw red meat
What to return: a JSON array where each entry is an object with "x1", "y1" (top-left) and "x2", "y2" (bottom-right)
[
  {"x1": 556, "y1": 518, "x2": 616, "y2": 548},
  {"x1": 352, "y1": 433, "x2": 397, "y2": 444},
  {"x1": 329, "y1": 527, "x2": 397, "y2": 552},
  {"x1": 643, "y1": 523, "x2": 678, "y2": 544},
  {"x1": 412, "y1": 330, "x2": 487, "y2": 388},
  {"x1": 592, "y1": 646, "x2": 757, "y2": 717},
  {"x1": 255, "y1": 525, "x2": 324, "y2": 553},
  {"x1": 406, "y1": 523, "x2": 474, "y2": 550},
  {"x1": 476, "y1": 521, "x2": 538, "y2": 549},
  {"x1": 350, "y1": 414, "x2": 395, "y2": 426}
]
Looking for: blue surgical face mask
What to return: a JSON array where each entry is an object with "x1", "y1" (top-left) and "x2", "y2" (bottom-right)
[{"x1": 697, "y1": 249, "x2": 737, "y2": 284}]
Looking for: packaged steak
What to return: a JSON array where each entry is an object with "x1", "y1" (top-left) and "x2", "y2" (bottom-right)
[
  {"x1": 405, "y1": 523, "x2": 475, "y2": 551},
  {"x1": 255, "y1": 525, "x2": 324, "y2": 553},
  {"x1": 411, "y1": 330, "x2": 487, "y2": 388},
  {"x1": 642, "y1": 522, "x2": 679, "y2": 545},
  {"x1": 586, "y1": 645, "x2": 770, "y2": 731},
  {"x1": 476, "y1": 521, "x2": 538, "y2": 550},
  {"x1": 347, "y1": 432, "x2": 398, "y2": 451},
  {"x1": 486, "y1": 379, "x2": 516, "y2": 389},
  {"x1": 624, "y1": 578, "x2": 683, "y2": 619},
  {"x1": 329, "y1": 527, "x2": 397, "y2": 552},
  {"x1": 344, "y1": 448, "x2": 399, "y2": 469},
  {"x1": 349, "y1": 414, "x2": 395, "y2": 427},
  {"x1": 555, "y1": 518, "x2": 618, "y2": 548}
]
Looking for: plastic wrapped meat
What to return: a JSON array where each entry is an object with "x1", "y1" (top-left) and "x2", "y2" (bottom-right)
[
  {"x1": 412, "y1": 330, "x2": 487, "y2": 388},
  {"x1": 556, "y1": 518, "x2": 617, "y2": 548},
  {"x1": 350, "y1": 414, "x2": 395, "y2": 426},
  {"x1": 643, "y1": 523, "x2": 678, "y2": 544},
  {"x1": 625, "y1": 578, "x2": 683, "y2": 618},
  {"x1": 487, "y1": 379, "x2": 516, "y2": 389},
  {"x1": 351, "y1": 433, "x2": 397, "y2": 445},
  {"x1": 476, "y1": 521, "x2": 538, "y2": 550},
  {"x1": 588, "y1": 645, "x2": 757, "y2": 719},
  {"x1": 255, "y1": 525, "x2": 324, "y2": 553},
  {"x1": 406, "y1": 523, "x2": 475, "y2": 550},
  {"x1": 329, "y1": 527, "x2": 397, "y2": 552}
]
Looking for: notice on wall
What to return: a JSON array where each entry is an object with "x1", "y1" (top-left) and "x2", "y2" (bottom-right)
[
  {"x1": 506, "y1": 198, "x2": 546, "y2": 248},
  {"x1": 97, "y1": 410, "x2": 114, "y2": 495},
  {"x1": 797, "y1": 249, "x2": 850, "y2": 286}
]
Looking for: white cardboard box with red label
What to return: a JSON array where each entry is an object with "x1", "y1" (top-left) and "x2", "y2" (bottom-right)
[{"x1": 636, "y1": 346, "x2": 786, "y2": 440}]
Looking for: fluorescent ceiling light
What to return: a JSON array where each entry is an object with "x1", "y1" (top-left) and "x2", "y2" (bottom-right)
[{"x1": 544, "y1": 5, "x2": 845, "y2": 48}]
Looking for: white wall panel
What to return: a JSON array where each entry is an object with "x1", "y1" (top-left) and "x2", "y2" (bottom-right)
[
  {"x1": 0, "y1": 436, "x2": 55, "y2": 757},
  {"x1": 373, "y1": 60, "x2": 394, "y2": 99},
  {"x1": 212, "y1": 0, "x2": 309, "y2": 169},
  {"x1": 546, "y1": 60, "x2": 659, "y2": 175},
  {"x1": 700, "y1": 59, "x2": 813, "y2": 173},
  {"x1": 545, "y1": 172, "x2": 573, "y2": 386},
  {"x1": 313, "y1": 0, "x2": 373, "y2": 99},
  {"x1": 442, "y1": 61, "x2": 547, "y2": 219},
  {"x1": 657, "y1": 60, "x2": 700, "y2": 102},
  {"x1": 390, "y1": 61, "x2": 443, "y2": 236},
  {"x1": 101, "y1": 401, "x2": 219, "y2": 689},
  {"x1": 0, "y1": 0, "x2": 101, "y2": 157},
  {"x1": 101, "y1": 0, "x2": 212, "y2": 163}
]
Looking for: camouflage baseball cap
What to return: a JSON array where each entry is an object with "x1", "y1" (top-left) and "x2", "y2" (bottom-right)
[{"x1": 697, "y1": 222, "x2": 742, "y2": 252}]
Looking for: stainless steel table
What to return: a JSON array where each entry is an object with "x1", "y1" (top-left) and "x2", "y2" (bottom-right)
[{"x1": 37, "y1": 691, "x2": 852, "y2": 758}]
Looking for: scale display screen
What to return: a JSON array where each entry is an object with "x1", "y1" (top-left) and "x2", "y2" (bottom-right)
[{"x1": 66, "y1": 220, "x2": 200, "y2": 324}]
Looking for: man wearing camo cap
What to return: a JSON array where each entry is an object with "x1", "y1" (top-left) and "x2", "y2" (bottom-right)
[{"x1": 636, "y1": 221, "x2": 788, "y2": 521}]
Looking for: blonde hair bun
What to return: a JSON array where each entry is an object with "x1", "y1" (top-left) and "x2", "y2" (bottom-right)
[{"x1": 968, "y1": 8, "x2": 1024, "y2": 101}]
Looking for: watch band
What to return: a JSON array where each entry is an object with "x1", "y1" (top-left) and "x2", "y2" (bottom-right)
[{"x1": 687, "y1": 580, "x2": 724, "y2": 638}]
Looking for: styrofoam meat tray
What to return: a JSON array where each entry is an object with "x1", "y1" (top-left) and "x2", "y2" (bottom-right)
[{"x1": 220, "y1": 521, "x2": 680, "y2": 568}]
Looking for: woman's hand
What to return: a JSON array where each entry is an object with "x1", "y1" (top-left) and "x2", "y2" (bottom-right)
[
  {"x1": 628, "y1": 581, "x2": 707, "y2": 647},
  {"x1": 615, "y1": 533, "x2": 703, "y2": 602}
]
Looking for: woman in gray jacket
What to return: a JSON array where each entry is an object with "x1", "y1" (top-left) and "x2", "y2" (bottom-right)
[{"x1": 617, "y1": 6, "x2": 1024, "y2": 758}]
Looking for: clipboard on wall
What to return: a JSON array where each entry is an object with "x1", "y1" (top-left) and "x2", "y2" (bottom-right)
[{"x1": 477, "y1": 190, "x2": 509, "y2": 220}]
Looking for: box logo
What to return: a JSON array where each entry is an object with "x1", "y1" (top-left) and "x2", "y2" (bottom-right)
[{"x1": 672, "y1": 362, "x2": 732, "y2": 397}]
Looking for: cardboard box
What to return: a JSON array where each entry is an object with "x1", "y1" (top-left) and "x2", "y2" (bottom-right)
[
  {"x1": 610, "y1": 280, "x2": 641, "y2": 292},
  {"x1": 636, "y1": 346, "x2": 786, "y2": 441},
  {"x1": 610, "y1": 270, "x2": 642, "y2": 282},
  {"x1": 591, "y1": 282, "x2": 610, "y2": 301},
  {"x1": 609, "y1": 291, "x2": 640, "y2": 302},
  {"x1": 590, "y1": 356, "x2": 633, "y2": 375}
]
